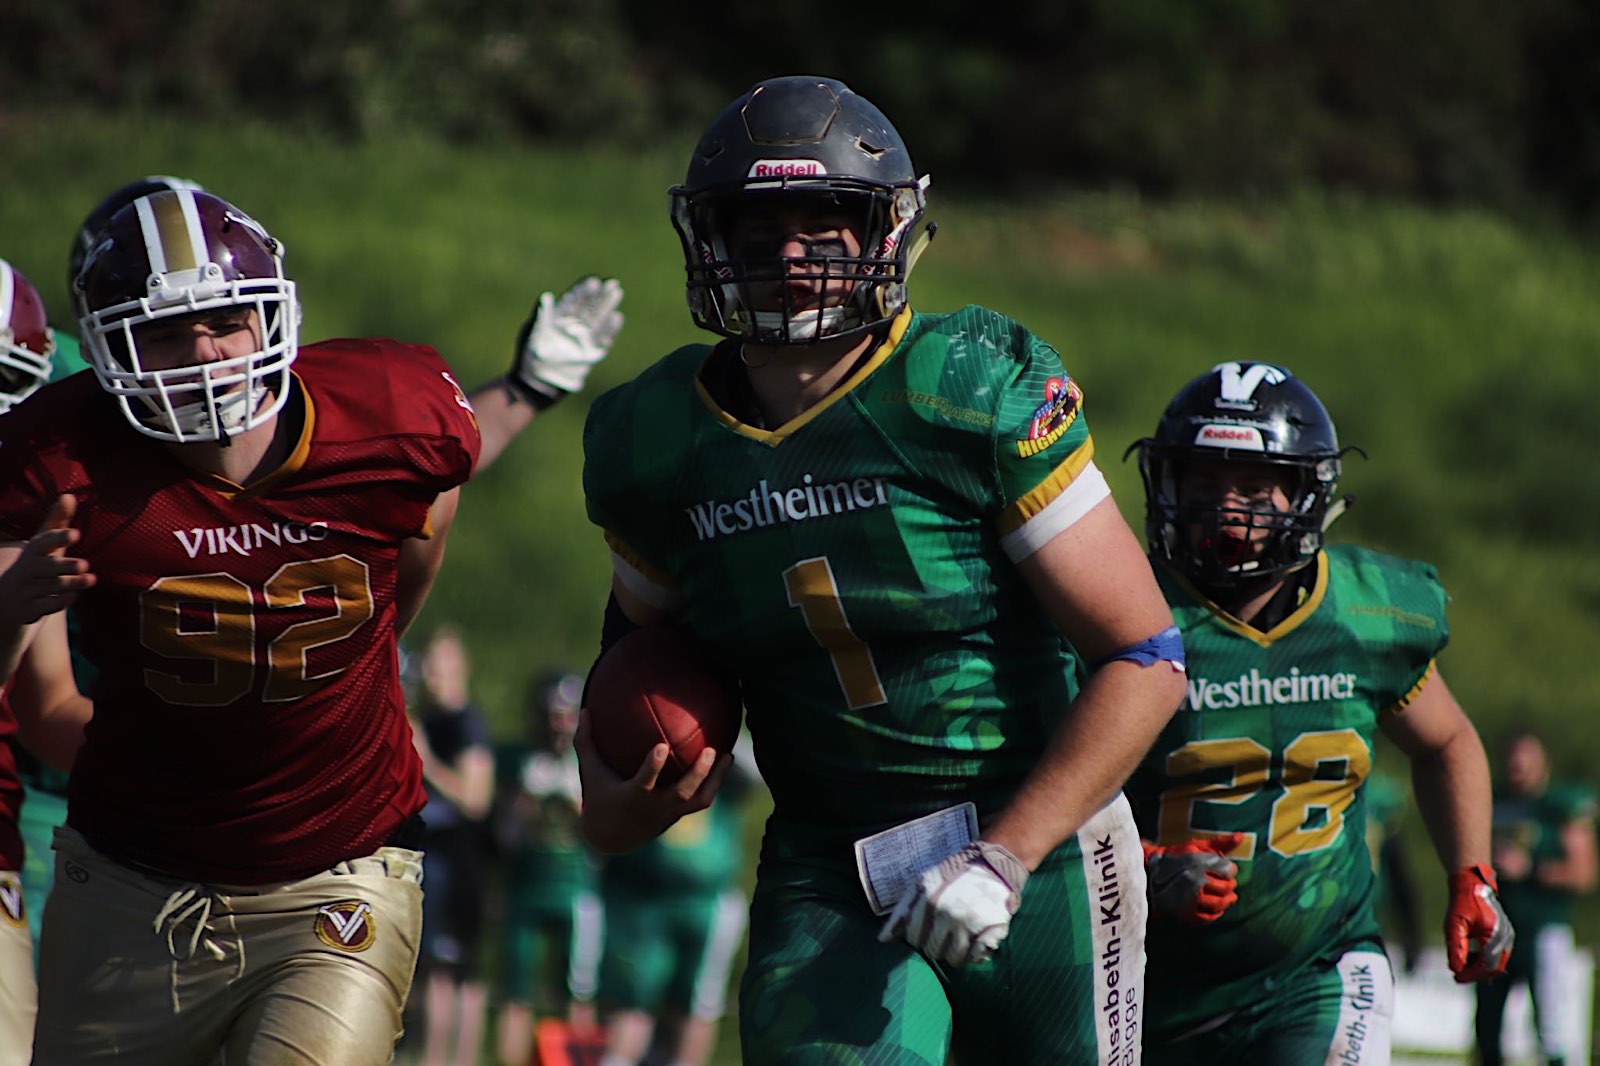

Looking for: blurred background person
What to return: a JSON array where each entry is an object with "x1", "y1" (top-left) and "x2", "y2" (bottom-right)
[
  {"x1": 595, "y1": 743, "x2": 760, "y2": 1066},
  {"x1": 1477, "y1": 730, "x2": 1598, "y2": 1066},
  {"x1": 412, "y1": 625, "x2": 497, "y2": 1066},
  {"x1": 492, "y1": 670, "x2": 602, "y2": 1066}
]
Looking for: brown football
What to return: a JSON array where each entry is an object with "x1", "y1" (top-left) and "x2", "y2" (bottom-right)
[{"x1": 585, "y1": 626, "x2": 742, "y2": 786}]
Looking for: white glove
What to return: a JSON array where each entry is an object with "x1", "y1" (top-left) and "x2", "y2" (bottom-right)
[
  {"x1": 878, "y1": 841, "x2": 1029, "y2": 966},
  {"x1": 508, "y1": 275, "x2": 623, "y2": 403}
]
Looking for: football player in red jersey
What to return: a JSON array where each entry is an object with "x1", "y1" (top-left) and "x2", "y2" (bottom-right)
[
  {"x1": 0, "y1": 179, "x2": 216, "y2": 1066},
  {"x1": 0, "y1": 257, "x2": 60, "y2": 1066},
  {"x1": 0, "y1": 186, "x2": 620, "y2": 1066}
]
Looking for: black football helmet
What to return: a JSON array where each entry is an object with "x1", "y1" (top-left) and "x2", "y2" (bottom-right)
[
  {"x1": 669, "y1": 75, "x2": 934, "y2": 344},
  {"x1": 1128, "y1": 361, "x2": 1354, "y2": 588}
]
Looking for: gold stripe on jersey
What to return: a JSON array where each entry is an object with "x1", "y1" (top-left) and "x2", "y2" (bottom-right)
[
  {"x1": 208, "y1": 371, "x2": 318, "y2": 501},
  {"x1": 995, "y1": 436, "x2": 1098, "y2": 540},
  {"x1": 1168, "y1": 552, "x2": 1331, "y2": 648},
  {"x1": 1382, "y1": 658, "x2": 1435, "y2": 718},
  {"x1": 695, "y1": 306, "x2": 913, "y2": 446},
  {"x1": 603, "y1": 529, "x2": 684, "y2": 613}
]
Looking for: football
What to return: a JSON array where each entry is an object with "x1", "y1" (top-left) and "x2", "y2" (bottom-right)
[{"x1": 585, "y1": 625, "x2": 743, "y2": 786}]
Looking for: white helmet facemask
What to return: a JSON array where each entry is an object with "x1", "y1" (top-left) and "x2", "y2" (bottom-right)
[
  {"x1": 77, "y1": 189, "x2": 299, "y2": 444},
  {"x1": 84, "y1": 273, "x2": 298, "y2": 444}
]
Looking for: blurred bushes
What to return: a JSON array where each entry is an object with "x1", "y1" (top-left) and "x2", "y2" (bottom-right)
[{"x1": 4, "y1": 0, "x2": 1599, "y2": 216}]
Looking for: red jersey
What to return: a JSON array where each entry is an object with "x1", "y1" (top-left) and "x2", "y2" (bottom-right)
[
  {"x1": 0, "y1": 339, "x2": 481, "y2": 883},
  {"x1": 0, "y1": 695, "x2": 20, "y2": 870}
]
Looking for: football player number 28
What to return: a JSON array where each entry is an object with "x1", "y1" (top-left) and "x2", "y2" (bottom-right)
[
  {"x1": 783, "y1": 557, "x2": 887, "y2": 711},
  {"x1": 140, "y1": 555, "x2": 375, "y2": 706},
  {"x1": 1156, "y1": 729, "x2": 1371, "y2": 859}
]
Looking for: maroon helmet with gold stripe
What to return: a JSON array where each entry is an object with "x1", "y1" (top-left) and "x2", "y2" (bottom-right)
[
  {"x1": 76, "y1": 188, "x2": 298, "y2": 443},
  {"x1": 69, "y1": 174, "x2": 206, "y2": 309},
  {"x1": 0, "y1": 259, "x2": 56, "y2": 413}
]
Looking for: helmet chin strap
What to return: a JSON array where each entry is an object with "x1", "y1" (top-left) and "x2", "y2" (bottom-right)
[
  {"x1": 138, "y1": 381, "x2": 259, "y2": 444},
  {"x1": 751, "y1": 305, "x2": 858, "y2": 344},
  {"x1": 1321, "y1": 494, "x2": 1352, "y2": 531}
]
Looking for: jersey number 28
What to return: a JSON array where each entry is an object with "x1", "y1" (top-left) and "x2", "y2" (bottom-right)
[{"x1": 1157, "y1": 729, "x2": 1371, "y2": 859}]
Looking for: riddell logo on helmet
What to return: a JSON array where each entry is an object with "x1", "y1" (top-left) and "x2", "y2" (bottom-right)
[
  {"x1": 748, "y1": 159, "x2": 826, "y2": 178},
  {"x1": 1195, "y1": 424, "x2": 1265, "y2": 450}
]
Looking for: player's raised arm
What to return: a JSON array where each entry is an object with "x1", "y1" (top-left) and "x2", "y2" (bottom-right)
[{"x1": 470, "y1": 276, "x2": 623, "y2": 471}]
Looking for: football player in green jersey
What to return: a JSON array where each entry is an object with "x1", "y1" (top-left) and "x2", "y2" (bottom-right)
[
  {"x1": 1476, "y1": 730, "x2": 1597, "y2": 1066},
  {"x1": 577, "y1": 75, "x2": 1188, "y2": 1065},
  {"x1": 1125, "y1": 361, "x2": 1513, "y2": 1064}
]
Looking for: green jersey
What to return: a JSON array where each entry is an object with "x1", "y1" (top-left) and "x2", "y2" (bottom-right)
[
  {"x1": 1493, "y1": 780, "x2": 1598, "y2": 930},
  {"x1": 50, "y1": 332, "x2": 91, "y2": 381},
  {"x1": 1126, "y1": 546, "x2": 1449, "y2": 1035},
  {"x1": 603, "y1": 791, "x2": 746, "y2": 898},
  {"x1": 495, "y1": 743, "x2": 594, "y2": 909},
  {"x1": 1364, "y1": 772, "x2": 1405, "y2": 871},
  {"x1": 585, "y1": 307, "x2": 1104, "y2": 847}
]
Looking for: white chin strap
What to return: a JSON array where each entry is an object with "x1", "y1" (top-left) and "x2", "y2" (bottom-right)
[
  {"x1": 137, "y1": 382, "x2": 265, "y2": 442},
  {"x1": 751, "y1": 305, "x2": 858, "y2": 343}
]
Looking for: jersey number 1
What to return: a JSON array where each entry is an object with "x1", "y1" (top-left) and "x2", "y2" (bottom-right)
[{"x1": 783, "y1": 557, "x2": 887, "y2": 710}]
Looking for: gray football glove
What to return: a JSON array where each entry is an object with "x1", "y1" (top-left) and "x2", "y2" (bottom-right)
[{"x1": 1143, "y1": 833, "x2": 1243, "y2": 924}]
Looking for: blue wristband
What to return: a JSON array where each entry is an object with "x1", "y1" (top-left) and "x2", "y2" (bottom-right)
[{"x1": 1097, "y1": 625, "x2": 1185, "y2": 669}]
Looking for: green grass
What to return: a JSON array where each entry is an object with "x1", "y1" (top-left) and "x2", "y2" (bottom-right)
[{"x1": 5, "y1": 109, "x2": 1600, "y2": 1063}]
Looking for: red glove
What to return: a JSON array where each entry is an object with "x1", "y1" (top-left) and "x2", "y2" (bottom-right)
[
  {"x1": 1445, "y1": 864, "x2": 1514, "y2": 982},
  {"x1": 1142, "y1": 833, "x2": 1245, "y2": 923}
]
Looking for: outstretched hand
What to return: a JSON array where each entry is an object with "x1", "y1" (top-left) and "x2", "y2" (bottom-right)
[
  {"x1": 0, "y1": 495, "x2": 95, "y2": 629},
  {"x1": 508, "y1": 276, "x2": 624, "y2": 403},
  {"x1": 573, "y1": 708, "x2": 729, "y2": 855}
]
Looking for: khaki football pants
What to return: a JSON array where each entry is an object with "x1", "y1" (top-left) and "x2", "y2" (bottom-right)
[
  {"x1": 33, "y1": 827, "x2": 423, "y2": 1066},
  {"x1": 0, "y1": 871, "x2": 35, "y2": 1066}
]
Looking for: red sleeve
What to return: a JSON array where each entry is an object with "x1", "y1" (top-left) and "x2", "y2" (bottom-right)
[
  {"x1": 0, "y1": 376, "x2": 93, "y2": 539},
  {"x1": 295, "y1": 339, "x2": 482, "y2": 496},
  {"x1": 367, "y1": 340, "x2": 482, "y2": 489}
]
